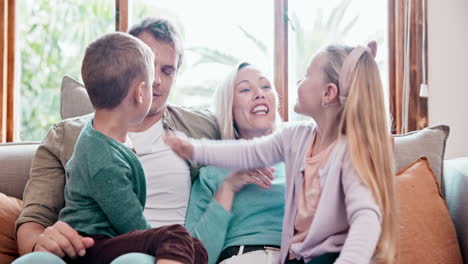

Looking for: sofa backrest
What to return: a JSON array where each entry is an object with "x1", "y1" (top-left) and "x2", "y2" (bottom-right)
[{"x1": 0, "y1": 143, "x2": 39, "y2": 199}]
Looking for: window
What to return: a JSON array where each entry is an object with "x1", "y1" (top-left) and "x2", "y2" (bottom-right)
[
  {"x1": 17, "y1": 0, "x2": 114, "y2": 141},
  {"x1": 131, "y1": 0, "x2": 274, "y2": 108},
  {"x1": 288, "y1": 0, "x2": 388, "y2": 121},
  {"x1": 11, "y1": 0, "x2": 390, "y2": 141}
]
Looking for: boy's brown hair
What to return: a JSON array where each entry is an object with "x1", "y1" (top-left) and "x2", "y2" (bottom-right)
[{"x1": 81, "y1": 32, "x2": 154, "y2": 109}]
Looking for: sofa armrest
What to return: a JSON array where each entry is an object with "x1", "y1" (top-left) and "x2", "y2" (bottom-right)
[
  {"x1": 443, "y1": 158, "x2": 468, "y2": 261},
  {"x1": 0, "y1": 142, "x2": 39, "y2": 199}
]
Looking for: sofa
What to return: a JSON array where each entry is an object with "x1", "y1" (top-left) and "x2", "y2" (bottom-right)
[{"x1": 1, "y1": 76, "x2": 467, "y2": 263}]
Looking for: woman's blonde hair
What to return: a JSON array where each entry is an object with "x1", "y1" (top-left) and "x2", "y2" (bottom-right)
[
  {"x1": 323, "y1": 45, "x2": 397, "y2": 263},
  {"x1": 213, "y1": 62, "x2": 282, "y2": 139}
]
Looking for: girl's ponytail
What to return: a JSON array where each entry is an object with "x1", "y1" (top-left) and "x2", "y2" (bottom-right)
[{"x1": 324, "y1": 45, "x2": 397, "y2": 263}]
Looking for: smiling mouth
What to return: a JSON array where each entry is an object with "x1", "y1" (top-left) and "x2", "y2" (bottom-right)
[{"x1": 251, "y1": 104, "x2": 270, "y2": 115}]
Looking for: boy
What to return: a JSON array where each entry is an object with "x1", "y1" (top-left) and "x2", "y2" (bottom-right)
[{"x1": 58, "y1": 32, "x2": 207, "y2": 264}]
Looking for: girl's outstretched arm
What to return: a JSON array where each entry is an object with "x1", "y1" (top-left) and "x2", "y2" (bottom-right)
[
  {"x1": 164, "y1": 133, "x2": 195, "y2": 160},
  {"x1": 164, "y1": 130, "x2": 285, "y2": 170}
]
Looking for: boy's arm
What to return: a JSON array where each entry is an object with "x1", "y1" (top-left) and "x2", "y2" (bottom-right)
[{"x1": 91, "y1": 166, "x2": 151, "y2": 234}]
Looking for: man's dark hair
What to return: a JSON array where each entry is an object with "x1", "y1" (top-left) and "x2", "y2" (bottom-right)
[{"x1": 128, "y1": 17, "x2": 184, "y2": 70}]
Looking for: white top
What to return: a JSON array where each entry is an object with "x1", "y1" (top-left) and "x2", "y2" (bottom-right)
[{"x1": 128, "y1": 120, "x2": 191, "y2": 228}]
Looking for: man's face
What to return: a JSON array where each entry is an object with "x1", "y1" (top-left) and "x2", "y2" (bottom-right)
[{"x1": 138, "y1": 31, "x2": 179, "y2": 116}]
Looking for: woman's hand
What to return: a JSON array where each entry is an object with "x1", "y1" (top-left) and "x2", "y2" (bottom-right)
[
  {"x1": 215, "y1": 168, "x2": 274, "y2": 212},
  {"x1": 163, "y1": 132, "x2": 194, "y2": 160}
]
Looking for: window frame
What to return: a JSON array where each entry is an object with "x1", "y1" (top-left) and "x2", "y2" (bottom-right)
[{"x1": 0, "y1": 0, "x2": 15, "y2": 142}]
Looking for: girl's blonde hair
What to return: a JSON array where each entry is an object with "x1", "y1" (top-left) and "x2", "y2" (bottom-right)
[
  {"x1": 323, "y1": 45, "x2": 397, "y2": 263},
  {"x1": 213, "y1": 62, "x2": 282, "y2": 139}
]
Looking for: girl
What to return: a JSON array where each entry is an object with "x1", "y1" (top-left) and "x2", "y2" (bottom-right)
[{"x1": 164, "y1": 42, "x2": 397, "y2": 264}]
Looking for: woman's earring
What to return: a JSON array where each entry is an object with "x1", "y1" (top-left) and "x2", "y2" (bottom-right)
[{"x1": 322, "y1": 101, "x2": 328, "y2": 108}]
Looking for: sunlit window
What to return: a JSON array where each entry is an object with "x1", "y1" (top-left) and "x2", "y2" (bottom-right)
[
  {"x1": 288, "y1": 0, "x2": 388, "y2": 121},
  {"x1": 131, "y1": 0, "x2": 274, "y2": 109},
  {"x1": 15, "y1": 0, "x2": 388, "y2": 141},
  {"x1": 17, "y1": 0, "x2": 114, "y2": 141}
]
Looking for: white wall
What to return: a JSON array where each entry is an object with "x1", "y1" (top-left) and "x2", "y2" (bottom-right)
[{"x1": 428, "y1": 0, "x2": 468, "y2": 159}]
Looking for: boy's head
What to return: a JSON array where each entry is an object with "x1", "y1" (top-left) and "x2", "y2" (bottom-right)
[{"x1": 81, "y1": 32, "x2": 155, "y2": 112}]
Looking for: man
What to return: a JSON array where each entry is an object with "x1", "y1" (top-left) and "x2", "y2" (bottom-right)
[{"x1": 16, "y1": 17, "x2": 220, "y2": 260}]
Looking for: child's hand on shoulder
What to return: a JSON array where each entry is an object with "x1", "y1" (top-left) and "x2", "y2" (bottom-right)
[{"x1": 163, "y1": 132, "x2": 194, "y2": 160}]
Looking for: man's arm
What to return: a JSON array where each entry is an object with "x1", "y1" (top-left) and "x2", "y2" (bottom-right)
[
  {"x1": 17, "y1": 221, "x2": 94, "y2": 258},
  {"x1": 16, "y1": 116, "x2": 93, "y2": 257},
  {"x1": 17, "y1": 222, "x2": 45, "y2": 255},
  {"x1": 16, "y1": 124, "x2": 66, "y2": 230}
]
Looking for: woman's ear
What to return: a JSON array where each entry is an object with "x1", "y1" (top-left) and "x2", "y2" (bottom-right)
[
  {"x1": 133, "y1": 81, "x2": 146, "y2": 104},
  {"x1": 322, "y1": 82, "x2": 339, "y2": 105}
]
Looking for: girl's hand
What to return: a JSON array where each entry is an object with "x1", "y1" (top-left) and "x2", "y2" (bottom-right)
[
  {"x1": 223, "y1": 168, "x2": 275, "y2": 193},
  {"x1": 163, "y1": 132, "x2": 194, "y2": 160}
]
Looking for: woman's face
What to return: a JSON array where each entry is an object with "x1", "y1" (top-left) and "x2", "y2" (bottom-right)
[{"x1": 233, "y1": 66, "x2": 277, "y2": 138}]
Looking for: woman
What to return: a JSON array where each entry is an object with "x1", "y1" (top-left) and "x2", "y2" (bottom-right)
[{"x1": 185, "y1": 62, "x2": 286, "y2": 264}]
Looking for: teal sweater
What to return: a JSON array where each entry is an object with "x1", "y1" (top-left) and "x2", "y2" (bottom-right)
[
  {"x1": 185, "y1": 164, "x2": 285, "y2": 264},
  {"x1": 59, "y1": 120, "x2": 151, "y2": 237}
]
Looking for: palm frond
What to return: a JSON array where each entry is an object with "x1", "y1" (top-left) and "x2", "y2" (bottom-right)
[
  {"x1": 188, "y1": 47, "x2": 240, "y2": 67},
  {"x1": 238, "y1": 26, "x2": 268, "y2": 57}
]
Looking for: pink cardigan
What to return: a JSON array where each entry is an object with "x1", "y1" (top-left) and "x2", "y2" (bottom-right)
[{"x1": 192, "y1": 122, "x2": 382, "y2": 264}]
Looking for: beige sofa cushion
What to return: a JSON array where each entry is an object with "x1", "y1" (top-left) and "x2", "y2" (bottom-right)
[
  {"x1": 60, "y1": 76, "x2": 93, "y2": 120},
  {"x1": 0, "y1": 143, "x2": 39, "y2": 199},
  {"x1": 394, "y1": 125, "x2": 449, "y2": 188}
]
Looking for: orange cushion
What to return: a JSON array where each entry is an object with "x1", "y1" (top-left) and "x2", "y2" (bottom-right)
[
  {"x1": 0, "y1": 193, "x2": 22, "y2": 263},
  {"x1": 397, "y1": 157, "x2": 462, "y2": 263}
]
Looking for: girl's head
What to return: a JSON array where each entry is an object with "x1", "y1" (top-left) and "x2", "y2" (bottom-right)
[
  {"x1": 298, "y1": 43, "x2": 397, "y2": 263},
  {"x1": 295, "y1": 42, "x2": 380, "y2": 120},
  {"x1": 294, "y1": 51, "x2": 334, "y2": 118},
  {"x1": 214, "y1": 62, "x2": 281, "y2": 140}
]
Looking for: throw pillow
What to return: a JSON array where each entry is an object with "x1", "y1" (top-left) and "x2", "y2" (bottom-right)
[
  {"x1": 60, "y1": 76, "x2": 94, "y2": 120},
  {"x1": 397, "y1": 157, "x2": 462, "y2": 264},
  {"x1": 394, "y1": 125, "x2": 449, "y2": 189},
  {"x1": 0, "y1": 192, "x2": 22, "y2": 263}
]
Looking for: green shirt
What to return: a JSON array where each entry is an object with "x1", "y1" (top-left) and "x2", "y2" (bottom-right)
[
  {"x1": 185, "y1": 163, "x2": 286, "y2": 264},
  {"x1": 59, "y1": 119, "x2": 151, "y2": 237}
]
